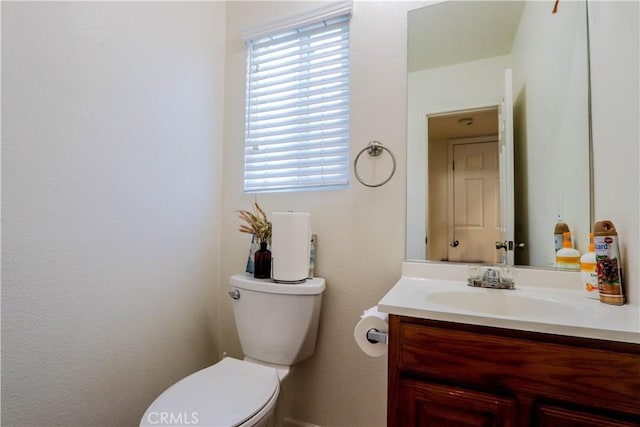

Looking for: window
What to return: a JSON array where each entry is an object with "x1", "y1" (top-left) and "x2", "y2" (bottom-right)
[{"x1": 244, "y1": 9, "x2": 351, "y2": 193}]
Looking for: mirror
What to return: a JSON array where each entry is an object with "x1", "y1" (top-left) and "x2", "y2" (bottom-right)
[{"x1": 406, "y1": 0, "x2": 592, "y2": 268}]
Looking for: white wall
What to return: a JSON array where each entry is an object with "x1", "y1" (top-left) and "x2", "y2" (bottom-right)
[
  {"x1": 222, "y1": 2, "x2": 410, "y2": 426},
  {"x1": 589, "y1": 0, "x2": 639, "y2": 305},
  {"x1": 1, "y1": 2, "x2": 226, "y2": 425}
]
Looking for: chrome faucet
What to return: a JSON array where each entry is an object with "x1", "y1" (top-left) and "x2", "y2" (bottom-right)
[{"x1": 467, "y1": 266, "x2": 515, "y2": 289}]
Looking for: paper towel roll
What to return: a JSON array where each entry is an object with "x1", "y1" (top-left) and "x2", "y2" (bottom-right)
[
  {"x1": 354, "y1": 306, "x2": 388, "y2": 358},
  {"x1": 271, "y1": 212, "x2": 311, "y2": 283}
]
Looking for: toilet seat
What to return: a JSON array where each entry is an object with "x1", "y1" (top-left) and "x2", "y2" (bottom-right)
[{"x1": 140, "y1": 357, "x2": 279, "y2": 427}]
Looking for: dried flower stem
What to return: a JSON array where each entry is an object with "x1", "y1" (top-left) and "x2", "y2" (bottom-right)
[{"x1": 237, "y1": 201, "x2": 272, "y2": 244}]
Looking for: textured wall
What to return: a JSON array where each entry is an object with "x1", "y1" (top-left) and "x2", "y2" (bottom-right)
[
  {"x1": 1, "y1": 2, "x2": 226, "y2": 425},
  {"x1": 589, "y1": 0, "x2": 639, "y2": 305}
]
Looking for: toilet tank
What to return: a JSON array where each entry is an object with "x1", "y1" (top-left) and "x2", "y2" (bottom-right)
[{"x1": 230, "y1": 274, "x2": 325, "y2": 366}]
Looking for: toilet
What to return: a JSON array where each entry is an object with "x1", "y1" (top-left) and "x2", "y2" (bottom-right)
[{"x1": 140, "y1": 273, "x2": 326, "y2": 427}]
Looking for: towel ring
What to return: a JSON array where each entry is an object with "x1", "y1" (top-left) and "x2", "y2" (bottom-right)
[{"x1": 354, "y1": 141, "x2": 396, "y2": 188}]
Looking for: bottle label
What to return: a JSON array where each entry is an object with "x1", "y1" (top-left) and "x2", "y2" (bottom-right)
[
  {"x1": 594, "y1": 235, "x2": 623, "y2": 302},
  {"x1": 556, "y1": 256, "x2": 580, "y2": 270},
  {"x1": 554, "y1": 233, "x2": 563, "y2": 251},
  {"x1": 581, "y1": 262, "x2": 598, "y2": 298}
]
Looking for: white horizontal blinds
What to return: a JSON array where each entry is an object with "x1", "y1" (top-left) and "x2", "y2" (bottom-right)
[{"x1": 245, "y1": 14, "x2": 350, "y2": 193}]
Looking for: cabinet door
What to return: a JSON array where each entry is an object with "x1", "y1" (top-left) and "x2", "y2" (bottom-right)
[
  {"x1": 535, "y1": 404, "x2": 639, "y2": 427},
  {"x1": 395, "y1": 378, "x2": 517, "y2": 427}
]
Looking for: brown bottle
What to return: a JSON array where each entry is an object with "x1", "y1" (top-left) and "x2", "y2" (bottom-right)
[
  {"x1": 594, "y1": 220, "x2": 624, "y2": 305},
  {"x1": 253, "y1": 241, "x2": 272, "y2": 279}
]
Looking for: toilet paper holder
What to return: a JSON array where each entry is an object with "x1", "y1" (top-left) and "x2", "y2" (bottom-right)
[{"x1": 366, "y1": 328, "x2": 388, "y2": 344}]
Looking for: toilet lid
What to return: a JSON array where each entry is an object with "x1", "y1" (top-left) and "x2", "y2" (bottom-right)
[{"x1": 140, "y1": 358, "x2": 279, "y2": 427}]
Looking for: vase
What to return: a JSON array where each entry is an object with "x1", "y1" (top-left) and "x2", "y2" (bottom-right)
[{"x1": 254, "y1": 241, "x2": 271, "y2": 279}]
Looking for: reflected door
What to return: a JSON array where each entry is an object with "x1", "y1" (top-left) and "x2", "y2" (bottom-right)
[
  {"x1": 499, "y1": 68, "x2": 515, "y2": 265},
  {"x1": 448, "y1": 139, "x2": 500, "y2": 263}
]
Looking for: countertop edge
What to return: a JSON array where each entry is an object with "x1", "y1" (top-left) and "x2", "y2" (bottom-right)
[{"x1": 378, "y1": 302, "x2": 640, "y2": 345}]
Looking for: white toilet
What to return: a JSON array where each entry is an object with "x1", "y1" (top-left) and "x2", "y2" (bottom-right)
[{"x1": 140, "y1": 273, "x2": 326, "y2": 427}]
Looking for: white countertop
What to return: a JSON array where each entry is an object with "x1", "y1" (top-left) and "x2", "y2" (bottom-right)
[{"x1": 378, "y1": 262, "x2": 640, "y2": 344}]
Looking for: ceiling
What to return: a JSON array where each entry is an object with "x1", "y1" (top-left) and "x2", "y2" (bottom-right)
[
  {"x1": 408, "y1": 1, "x2": 526, "y2": 73},
  {"x1": 428, "y1": 107, "x2": 498, "y2": 141}
]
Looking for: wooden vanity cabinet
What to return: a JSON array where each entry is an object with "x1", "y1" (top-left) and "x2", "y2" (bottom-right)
[{"x1": 387, "y1": 315, "x2": 640, "y2": 427}]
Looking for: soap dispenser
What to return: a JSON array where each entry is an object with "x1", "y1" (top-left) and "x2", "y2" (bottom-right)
[
  {"x1": 580, "y1": 233, "x2": 598, "y2": 299},
  {"x1": 556, "y1": 231, "x2": 580, "y2": 270}
]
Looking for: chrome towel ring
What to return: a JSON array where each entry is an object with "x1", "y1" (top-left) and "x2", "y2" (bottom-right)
[{"x1": 354, "y1": 141, "x2": 396, "y2": 188}]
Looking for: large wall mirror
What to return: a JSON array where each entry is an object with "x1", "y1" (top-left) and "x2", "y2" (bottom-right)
[{"x1": 406, "y1": 0, "x2": 593, "y2": 268}]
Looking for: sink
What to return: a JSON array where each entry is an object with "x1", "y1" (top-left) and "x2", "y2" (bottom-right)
[
  {"x1": 426, "y1": 289, "x2": 587, "y2": 321},
  {"x1": 376, "y1": 262, "x2": 640, "y2": 344}
]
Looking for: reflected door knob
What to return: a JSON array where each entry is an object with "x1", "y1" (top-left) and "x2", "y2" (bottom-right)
[{"x1": 496, "y1": 241, "x2": 514, "y2": 251}]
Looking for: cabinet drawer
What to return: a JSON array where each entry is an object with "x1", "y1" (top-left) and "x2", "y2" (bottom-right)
[
  {"x1": 535, "y1": 404, "x2": 639, "y2": 427},
  {"x1": 393, "y1": 318, "x2": 640, "y2": 416},
  {"x1": 396, "y1": 378, "x2": 517, "y2": 427}
]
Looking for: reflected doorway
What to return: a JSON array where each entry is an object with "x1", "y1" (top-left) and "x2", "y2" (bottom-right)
[{"x1": 426, "y1": 107, "x2": 500, "y2": 263}]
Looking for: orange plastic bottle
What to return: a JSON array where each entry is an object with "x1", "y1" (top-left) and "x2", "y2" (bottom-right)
[
  {"x1": 580, "y1": 233, "x2": 598, "y2": 299},
  {"x1": 556, "y1": 232, "x2": 580, "y2": 270}
]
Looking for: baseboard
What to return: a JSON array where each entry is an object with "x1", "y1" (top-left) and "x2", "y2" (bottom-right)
[{"x1": 283, "y1": 417, "x2": 322, "y2": 427}]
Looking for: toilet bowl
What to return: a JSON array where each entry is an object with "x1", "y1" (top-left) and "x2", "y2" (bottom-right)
[{"x1": 140, "y1": 274, "x2": 325, "y2": 427}]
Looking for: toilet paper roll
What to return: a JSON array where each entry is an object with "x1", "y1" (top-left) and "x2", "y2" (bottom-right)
[
  {"x1": 354, "y1": 306, "x2": 388, "y2": 358},
  {"x1": 271, "y1": 212, "x2": 311, "y2": 283}
]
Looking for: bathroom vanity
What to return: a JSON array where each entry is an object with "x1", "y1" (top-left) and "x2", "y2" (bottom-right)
[
  {"x1": 387, "y1": 315, "x2": 639, "y2": 426},
  {"x1": 379, "y1": 263, "x2": 640, "y2": 426}
]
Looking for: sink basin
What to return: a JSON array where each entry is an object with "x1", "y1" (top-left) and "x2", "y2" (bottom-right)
[{"x1": 426, "y1": 290, "x2": 587, "y2": 321}]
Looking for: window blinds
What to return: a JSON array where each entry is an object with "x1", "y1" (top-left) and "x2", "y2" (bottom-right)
[{"x1": 244, "y1": 14, "x2": 351, "y2": 193}]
